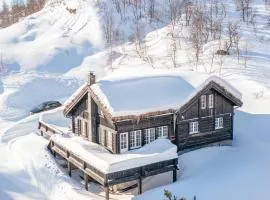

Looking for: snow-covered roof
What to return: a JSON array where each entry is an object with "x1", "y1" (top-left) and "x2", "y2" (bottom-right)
[
  {"x1": 63, "y1": 83, "x2": 88, "y2": 116},
  {"x1": 50, "y1": 135, "x2": 177, "y2": 173},
  {"x1": 90, "y1": 75, "x2": 242, "y2": 119}
]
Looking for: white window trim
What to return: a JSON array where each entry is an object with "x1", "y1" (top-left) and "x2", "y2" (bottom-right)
[
  {"x1": 106, "y1": 131, "x2": 112, "y2": 149},
  {"x1": 215, "y1": 117, "x2": 224, "y2": 130},
  {"x1": 145, "y1": 128, "x2": 155, "y2": 144},
  {"x1": 157, "y1": 126, "x2": 168, "y2": 138},
  {"x1": 209, "y1": 94, "x2": 214, "y2": 108},
  {"x1": 130, "y1": 130, "x2": 142, "y2": 149},
  {"x1": 201, "y1": 95, "x2": 206, "y2": 109},
  {"x1": 189, "y1": 121, "x2": 199, "y2": 134},
  {"x1": 120, "y1": 132, "x2": 128, "y2": 153}
]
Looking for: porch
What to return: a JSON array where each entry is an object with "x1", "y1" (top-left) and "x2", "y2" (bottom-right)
[{"x1": 48, "y1": 134, "x2": 178, "y2": 200}]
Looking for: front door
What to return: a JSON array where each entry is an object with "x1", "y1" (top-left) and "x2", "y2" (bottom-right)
[{"x1": 120, "y1": 132, "x2": 128, "y2": 153}]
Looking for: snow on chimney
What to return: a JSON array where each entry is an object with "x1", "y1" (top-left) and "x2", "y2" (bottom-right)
[{"x1": 88, "y1": 71, "x2": 96, "y2": 85}]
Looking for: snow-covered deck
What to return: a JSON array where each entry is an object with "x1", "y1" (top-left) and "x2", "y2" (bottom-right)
[
  {"x1": 47, "y1": 132, "x2": 178, "y2": 200},
  {"x1": 50, "y1": 134, "x2": 178, "y2": 174}
]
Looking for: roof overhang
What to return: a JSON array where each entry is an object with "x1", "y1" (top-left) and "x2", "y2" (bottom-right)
[{"x1": 63, "y1": 84, "x2": 89, "y2": 117}]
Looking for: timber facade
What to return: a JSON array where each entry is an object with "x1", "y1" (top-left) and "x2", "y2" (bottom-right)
[
  {"x1": 63, "y1": 72, "x2": 242, "y2": 154},
  {"x1": 42, "y1": 72, "x2": 242, "y2": 200}
]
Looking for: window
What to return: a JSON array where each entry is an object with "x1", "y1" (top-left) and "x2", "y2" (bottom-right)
[
  {"x1": 209, "y1": 94, "x2": 214, "y2": 108},
  {"x1": 157, "y1": 126, "x2": 168, "y2": 138},
  {"x1": 145, "y1": 128, "x2": 155, "y2": 144},
  {"x1": 106, "y1": 131, "x2": 112, "y2": 149},
  {"x1": 120, "y1": 132, "x2": 128, "y2": 152},
  {"x1": 189, "y1": 121, "x2": 199, "y2": 134},
  {"x1": 201, "y1": 95, "x2": 206, "y2": 109},
  {"x1": 99, "y1": 129, "x2": 106, "y2": 145},
  {"x1": 215, "y1": 117, "x2": 223, "y2": 129},
  {"x1": 130, "y1": 130, "x2": 142, "y2": 149}
]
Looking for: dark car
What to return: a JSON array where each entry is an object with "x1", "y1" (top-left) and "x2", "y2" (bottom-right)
[{"x1": 30, "y1": 101, "x2": 62, "y2": 114}]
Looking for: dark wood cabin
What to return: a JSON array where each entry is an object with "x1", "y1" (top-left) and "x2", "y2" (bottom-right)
[
  {"x1": 176, "y1": 81, "x2": 242, "y2": 152},
  {"x1": 63, "y1": 72, "x2": 242, "y2": 154}
]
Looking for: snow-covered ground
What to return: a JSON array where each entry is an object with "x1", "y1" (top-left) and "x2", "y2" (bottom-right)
[{"x1": 1, "y1": 0, "x2": 270, "y2": 199}]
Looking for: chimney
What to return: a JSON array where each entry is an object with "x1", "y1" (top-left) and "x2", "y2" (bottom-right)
[{"x1": 88, "y1": 71, "x2": 96, "y2": 85}]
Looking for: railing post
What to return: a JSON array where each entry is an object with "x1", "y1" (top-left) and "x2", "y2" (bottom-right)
[
  {"x1": 138, "y1": 176, "x2": 142, "y2": 194},
  {"x1": 84, "y1": 172, "x2": 89, "y2": 191},
  {"x1": 105, "y1": 185, "x2": 109, "y2": 200},
  {"x1": 68, "y1": 161, "x2": 72, "y2": 177},
  {"x1": 173, "y1": 159, "x2": 178, "y2": 183}
]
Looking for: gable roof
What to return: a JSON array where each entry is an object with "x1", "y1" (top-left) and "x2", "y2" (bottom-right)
[
  {"x1": 63, "y1": 82, "x2": 88, "y2": 116},
  {"x1": 63, "y1": 74, "x2": 243, "y2": 120}
]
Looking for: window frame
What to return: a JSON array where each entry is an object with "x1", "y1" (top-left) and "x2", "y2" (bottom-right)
[
  {"x1": 157, "y1": 126, "x2": 168, "y2": 138},
  {"x1": 189, "y1": 121, "x2": 199, "y2": 134},
  {"x1": 208, "y1": 94, "x2": 214, "y2": 108},
  {"x1": 106, "y1": 131, "x2": 112, "y2": 149},
  {"x1": 130, "y1": 130, "x2": 142, "y2": 149},
  {"x1": 145, "y1": 128, "x2": 155, "y2": 144},
  {"x1": 215, "y1": 117, "x2": 224, "y2": 130},
  {"x1": 120, "y1": 132, "x2": 128, "y2": 153},
  {"x1": 201, "y1": 95, "x2": 206, "y2": 109}
]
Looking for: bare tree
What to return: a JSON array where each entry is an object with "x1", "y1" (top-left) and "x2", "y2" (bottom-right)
[
  {"x1": 183, "y1": 0, "x2": 192, "y2": 26},
  {"x1": 235, "y1": 0, "x2": 253, "y2": 22},
  {"x1": 0, "y1": 1, "x2": 10, "y2": 27},
  {"x1": 149, "y1": 0, "x2": 156, "y2": 22},
  {"x1": 189, "y1": 5, "x2": 207, "y2": 69}
]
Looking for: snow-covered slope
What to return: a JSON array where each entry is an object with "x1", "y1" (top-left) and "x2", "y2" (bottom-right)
[{"x1": 1, "y1": 0, "x2": 270, "y2": 200}]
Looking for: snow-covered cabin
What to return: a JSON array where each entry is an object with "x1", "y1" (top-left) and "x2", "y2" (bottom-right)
[
  {"x1": 42, "y1": 72, "x2": 242, "y2": 199},
  {"x1": 63, "y1": 72, "x2": 242, "y2": 154}
]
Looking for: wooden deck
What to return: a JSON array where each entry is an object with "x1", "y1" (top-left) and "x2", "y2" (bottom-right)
[{"x1": 38, "y1": 120, "x2": 178, "y2": 200}]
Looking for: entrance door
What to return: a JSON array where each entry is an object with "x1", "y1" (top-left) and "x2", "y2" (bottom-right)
[{"x1": 120, "y1": 132, "x2": 128, "y2": 153}]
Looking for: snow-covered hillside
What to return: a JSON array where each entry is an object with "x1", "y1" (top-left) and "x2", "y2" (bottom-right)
[{"x1": 1, "y1": 0, "x2": 270, "y2": 199}]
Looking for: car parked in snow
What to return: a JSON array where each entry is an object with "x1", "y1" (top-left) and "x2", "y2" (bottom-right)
[{"x1": 30, "y1": 101, "x2": 62, "y2": 114}]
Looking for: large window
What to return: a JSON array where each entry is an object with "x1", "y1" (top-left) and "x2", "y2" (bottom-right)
[
  {"x1": 145, "y1": 128, "x2": 155, "y2": 144},
  {"x1": 209, "y1": 94, "x2": 214, "y2": 108},
  {"x1": 106, "y1": 131, "x2": 112, "y2": 149},
  {"x1": 189, "y1": 121, "x2": 199, "y2": 134},
  {"x1": 201, "y1": 95, "x2": 206, "y2": 109},
  {"x1": 130, "y1": 130, "x2": 142, "y2": 149},
  {"x1": 215, "y1": 117, "x2": 223, "y2": 129},
  {"x1": 99, "y1": 129, "x2": 105, "y2": 145},
  {"x1": 157, "y1": 126, "x2": 168, "y2": 138},
  {"x1": 120, "y1": 132, "x2": 128, "y2": 152}
]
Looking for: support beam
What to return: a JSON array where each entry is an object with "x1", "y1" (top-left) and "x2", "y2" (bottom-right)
[
  {"x1": 138, "y1": 177, "x2": 142, "y2": 194},
  {"x1": 105, "y1": 186, "x2": 109, "y2": 200},
  {"x1": 68, "y1": 161, "x2": 72, "y2": 177},
  {"x1": 173, "y1": 167, "x2": 177, "y2": 182},
  {"x1": 84, "y1": 173, "x2": 89, "y2": 191}
]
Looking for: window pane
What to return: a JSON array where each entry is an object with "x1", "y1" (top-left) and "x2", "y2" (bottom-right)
[
  {"x1": 107, "y1": 131, "x2": 112, "y2": 148},
  {"x1": 215, "y1": 117, "x2": 223, "y2": 129},
  {"x1": 163, "y1": 126, "x2": 168, "y2": 137},
  {"x1": 157, "y1": 127, "x2": 162, "y2": 138},
  {"x1": 130, "y1": 131, "x2": 135, "y2": 148},
  {"x1": 189, "y1": 122, "x2": 199, "y2": 134},
  {"x1": 136, "y1": 131, "x2": 141, "y2": 147},
  {"x1": 201, "y1": 95, "x2": 206, "y2": 109},
  {"x1": 209, "y1": 94, "x2": 214, "y2": 108}
]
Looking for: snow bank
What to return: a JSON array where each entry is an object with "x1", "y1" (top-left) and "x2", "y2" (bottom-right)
[
  {"x1": 50, "y1": 134, "x2": 177, "y2": 174},
  {"x1": 90, "y1": 74, "x2": 242, "y2": 118}
]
